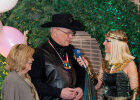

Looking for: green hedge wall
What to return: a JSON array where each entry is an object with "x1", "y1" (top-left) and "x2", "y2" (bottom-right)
[{"x1": 0, "y1": 0, "x2": 139, "y2": 99}]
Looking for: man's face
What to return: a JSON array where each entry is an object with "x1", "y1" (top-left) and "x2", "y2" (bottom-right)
[{"x1": 54, "y1": 28, "x2": 75, "y2": 46}]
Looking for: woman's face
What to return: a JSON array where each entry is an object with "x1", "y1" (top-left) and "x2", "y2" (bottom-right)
[
  {"x1": 23, "y1": 57, "x2": 34, "y2": 74},
  {"x1": 103, "y1": 37, "x2": 111, "y2": 53}
]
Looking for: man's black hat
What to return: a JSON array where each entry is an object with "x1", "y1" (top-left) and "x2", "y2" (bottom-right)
[{"x1": 41, "y1": 13, "x2": 84, "y2": 31}]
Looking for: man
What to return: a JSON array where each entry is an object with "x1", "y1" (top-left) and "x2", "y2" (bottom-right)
[{"x1": 29, "y1": 13, "x2": 85, "y2": 100}]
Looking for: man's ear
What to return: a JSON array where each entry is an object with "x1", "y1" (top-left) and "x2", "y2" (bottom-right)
[
  {"x1": 54, "y1": 28, "x2": 58, "y2": 37},
  {"x1": 51, "y1": 28, "x2": 58, "y2": 38}
]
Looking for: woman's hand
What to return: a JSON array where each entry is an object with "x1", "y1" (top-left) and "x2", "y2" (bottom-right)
[
  {"x1": 95, "y1": 64, "x2": 103, "y2": 90},
  {"x1": 77, "y1": 57, "x2": 89, "y2": 67}
]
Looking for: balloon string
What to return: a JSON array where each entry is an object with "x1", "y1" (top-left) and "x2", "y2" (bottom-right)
[
  {"x1": 23, "y1": 30, "x2": 29, "y2": 44},
  {"x1": 0, "y1": 13, "x2": 3, "y2": 16},
  {"x1": 0, "y1": 20, "x2": 3, "y2": 33},
  {"x1": 0, "y1": 13, "x2": 3, "y2": 19}
]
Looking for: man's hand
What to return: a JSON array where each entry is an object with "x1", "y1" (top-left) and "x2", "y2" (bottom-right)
[
  {"x1": 60, "y1": 88, "x2": 76, "y2": 99},
  {"x1": 73, "y1": 87, "x2": 83, "y2": 100}
]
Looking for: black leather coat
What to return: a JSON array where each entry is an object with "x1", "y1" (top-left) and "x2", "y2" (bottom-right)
[{"x1": 29, "y1": 40, "x2": 85, "y2": 100}]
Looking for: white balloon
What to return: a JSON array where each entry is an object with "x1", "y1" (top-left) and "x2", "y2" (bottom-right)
[
  {"x1": 0, "y1": 21, "x2": 3, "y2": 33},
  {"x1": 0, "y1": 0, "x2": 18, "y2": 13}
]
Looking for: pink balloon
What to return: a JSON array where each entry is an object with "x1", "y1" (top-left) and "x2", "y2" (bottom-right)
[{"x1": 0, "y1": 26, "x2": 24, "y2": 57}]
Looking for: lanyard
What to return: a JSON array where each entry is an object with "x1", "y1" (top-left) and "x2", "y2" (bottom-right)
[{"x1": 48, "y1": 40, "x2": 71, "y2": 69}]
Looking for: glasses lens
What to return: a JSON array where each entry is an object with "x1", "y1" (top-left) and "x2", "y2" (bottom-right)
[{"x1": 57, "y1": 28, "x2": 76, "y2": 35}]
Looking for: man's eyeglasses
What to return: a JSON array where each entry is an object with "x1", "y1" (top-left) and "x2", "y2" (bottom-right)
[{"x1": 57, "y1": 28, "x2": 76, "y2": 35}]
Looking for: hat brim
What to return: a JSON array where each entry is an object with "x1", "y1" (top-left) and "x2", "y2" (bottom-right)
[{"x1": 41, "y1": 20, "x2": 84, "y2": 31}]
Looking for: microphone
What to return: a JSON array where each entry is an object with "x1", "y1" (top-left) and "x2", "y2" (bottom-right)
[
  {"x1": 73, "y1": 48, "x2": 87, "y2": 69},
  {"x1": 74, "y1": 48, "x2": 98, "y2": 85}
]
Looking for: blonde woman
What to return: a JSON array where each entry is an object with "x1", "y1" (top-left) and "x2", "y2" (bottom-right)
[
  {"x1": 95, "y1": 30, "x2": 139, "y2": 100},
  {"x1": 2, "y1": 44, "x2": 39, "y2": 100},
  {"x1": 78, "y1": 30, "x2": 139, "y2": 100}
]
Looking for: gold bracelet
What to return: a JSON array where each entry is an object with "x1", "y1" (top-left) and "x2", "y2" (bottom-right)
[{"x1": 131, "y1": 87, "x2": 138, "y2": 100}]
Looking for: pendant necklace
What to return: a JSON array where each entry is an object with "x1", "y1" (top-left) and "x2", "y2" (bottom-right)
[{"x1": 48, "y1": 40, "x2": 71, "y2": 70}]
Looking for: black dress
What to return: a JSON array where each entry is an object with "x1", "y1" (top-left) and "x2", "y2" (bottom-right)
[{"x1": 102, "y1": 60, "x2": 132, "y2": 100}]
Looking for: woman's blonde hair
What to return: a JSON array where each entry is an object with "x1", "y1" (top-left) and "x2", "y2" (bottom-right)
[
  {"x1": 6, "y1": 44, "x2": 35, "y2": 72},
  {"x1": 105, "y1": 30, "x2": 135, "y2": 64}
]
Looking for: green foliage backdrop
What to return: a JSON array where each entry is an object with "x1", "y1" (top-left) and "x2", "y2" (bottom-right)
[{"x1": 0, "y1": 0, "x2": 139, "y2": 99}]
